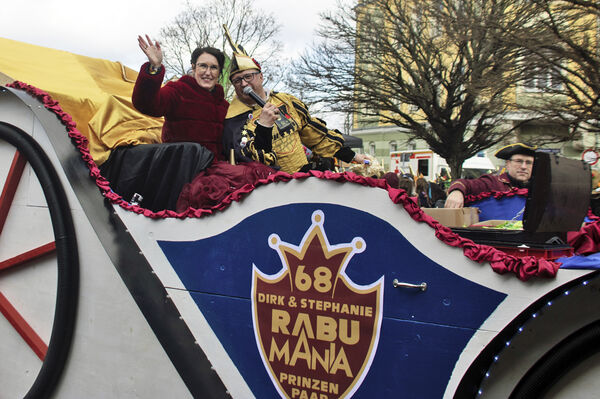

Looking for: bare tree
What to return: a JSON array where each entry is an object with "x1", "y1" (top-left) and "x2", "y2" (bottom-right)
[
  {"x1": 511, "y1": 0, "x2": 600, "y2": 140},
  {"x1": 158, "y1": 0, "x2": 286, "y2": 98},
  {"x1": 288, "y1": 0, "x2": 547, "y2": 178}
]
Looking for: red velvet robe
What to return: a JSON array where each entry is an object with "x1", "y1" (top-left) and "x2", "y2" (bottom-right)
[
  {"x1": 448, "y1": 172, "x2": 515, "y2": 197},
  {"x1": 132, "y1": 62, "x2": 229, "y2": 159}
]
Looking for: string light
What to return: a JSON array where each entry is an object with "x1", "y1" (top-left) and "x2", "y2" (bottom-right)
[{"x1": 476, "y1": 277, "x2": 595, "y2": 396}]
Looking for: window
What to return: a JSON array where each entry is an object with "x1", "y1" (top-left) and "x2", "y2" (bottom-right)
[
  {"x1": 418, "y1": 159, "x2": 429, "y2": 177},
  {"x1": 389, "y1": 141, "x2": 398, "y2": 153},
  {"x1": 359, "y1": 103, "x2": 380, "y2": 126},
  {"x1": 369, "y1": 142, "x2": 376, "y2": 156},
  {"x1": 522, "y1": 57, "x2": 562, "y2": 92}
]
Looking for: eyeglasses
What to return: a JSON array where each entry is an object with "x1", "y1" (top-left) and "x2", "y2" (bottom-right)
[
  {"x1": 231, "y1": 72, "x2": 260, "y2": 86},
  {"x1": 195, "y1": 63, "x2": 219, "y2": 74},
  {"x1": 509, "y1": 158, "x2": 533, "y2": 166}
]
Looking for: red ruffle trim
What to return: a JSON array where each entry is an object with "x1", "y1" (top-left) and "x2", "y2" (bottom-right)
[
  {"x1": 567, "y1": 219, "x2": 600, "y2": 255},
  {"x1": 464, "y1": 187, "x2": 529, "y2": 204},
  {"x1": 7, "y1": 81, "x2": 561, "y2": 281}
]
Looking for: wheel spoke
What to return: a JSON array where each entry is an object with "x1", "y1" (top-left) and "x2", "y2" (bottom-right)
[
  {"x1": 0, "y1": 150, "x2": 26, "y2": 235},
  {"x1": 0, "y1": 242, "x2": 56, "y2": 272},
  {"x1": 0, "y1": 149, "x2": 51, "y2": 361},
  {"x1": 0, "y1": 292, "x2": 47, "y2": 360}
]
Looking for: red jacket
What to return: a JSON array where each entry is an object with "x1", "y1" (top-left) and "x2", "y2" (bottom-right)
[
  {"x1": 448, "y1": 172, "x2": 515, "y2": 198},
  {"x1": 132, "y1": 62, "x2": 229, "y2": 159}
]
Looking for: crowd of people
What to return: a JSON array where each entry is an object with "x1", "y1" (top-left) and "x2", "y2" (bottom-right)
[
  {"x1": 381, "y1": 171, "x2": 448, "y2": 208},
  {"x1": 97, "y1": 31, "x2": 542, "y2": 214}
]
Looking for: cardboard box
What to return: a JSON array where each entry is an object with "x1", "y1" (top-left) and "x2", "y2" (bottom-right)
[{"x1": 421, "y1": 207, "x2": 480, "y2": 228}]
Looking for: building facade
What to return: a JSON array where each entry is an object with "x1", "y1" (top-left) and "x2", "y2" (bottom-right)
[{"x1": 349, "y1": 0, "x2": 598, "y2": 173}]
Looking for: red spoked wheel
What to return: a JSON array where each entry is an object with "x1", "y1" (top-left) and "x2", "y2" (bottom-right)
[
  {"x1": 0, "y1": 150, "x2": 54, "y2": 361},
  {"x1": 0, "y1": 122, "x2": 79, "y2": 399}
]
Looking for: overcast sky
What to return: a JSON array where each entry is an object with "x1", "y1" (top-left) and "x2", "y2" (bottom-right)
[
  {"x1": 2, "y1": 0, "x2": 340, "y2": 70},
  {"x1": 2, "y1": 0, "x2": 350, "y2": 129}
]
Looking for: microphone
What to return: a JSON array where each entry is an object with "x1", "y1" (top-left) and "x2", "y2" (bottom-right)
[
  {"x1": 243, "y1": 87, "x2": 293, "y2": 133},
  {"x1": 243, "y1": 86, "x2": 266, "y2": 106}
]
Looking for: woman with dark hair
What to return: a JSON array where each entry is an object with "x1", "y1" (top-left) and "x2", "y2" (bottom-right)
[
  {"x1": 99, "y1": 35, "x2": 229, "y2": 212},
  {"x1": 416, "y1": 177, "x2": 447, "y2": 208},
  {"x1": 398, "y1": 174, "x2": 414, "y2": 196},
  {"x1": 132, "y1": 34, "x2": 228, "y2": 156}
]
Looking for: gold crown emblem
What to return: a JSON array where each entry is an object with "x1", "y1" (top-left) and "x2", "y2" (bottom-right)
[{"x1": 252, "y1": 210, "x2": 384, "y2": 399}]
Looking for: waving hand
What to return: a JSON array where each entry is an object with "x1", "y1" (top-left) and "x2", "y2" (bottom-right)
[{"x1": 138, "y1": 34, "x2": 163, "y2": 69}]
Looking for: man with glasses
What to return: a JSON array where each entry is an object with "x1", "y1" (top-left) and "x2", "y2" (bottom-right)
[
  {"x1": 222, "y1": 50, "x2": 369, "y2": 174},
  {"x1": 444, "y1": 143, "x2": 537, "y2": 208}
]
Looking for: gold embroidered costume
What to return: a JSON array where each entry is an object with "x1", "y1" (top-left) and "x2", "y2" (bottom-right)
[{"x1": 223, "y1": 92, "x2": 347, "y2": 173}]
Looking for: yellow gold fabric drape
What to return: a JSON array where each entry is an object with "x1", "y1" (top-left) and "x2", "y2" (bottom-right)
[{"x1": 0, "y1": 37, "x2": 163, "y2": 165}]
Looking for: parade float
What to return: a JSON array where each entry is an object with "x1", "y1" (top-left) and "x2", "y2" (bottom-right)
[{"x1": 1, "y1": 38, "x2": 599, "y2": 399}]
